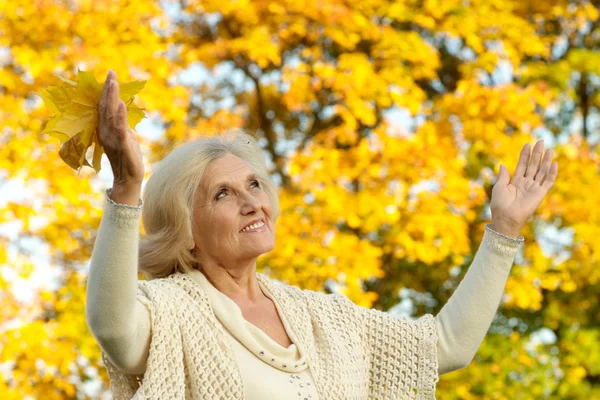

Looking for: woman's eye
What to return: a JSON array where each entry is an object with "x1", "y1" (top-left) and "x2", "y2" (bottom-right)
[{"x1": 215, "y1": 181, "x2": 260, "y2": 200}]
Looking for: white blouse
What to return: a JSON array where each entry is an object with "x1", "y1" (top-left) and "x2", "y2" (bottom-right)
[{"x1": 187, "y1": 269, "x2": 319, "y2": 400}]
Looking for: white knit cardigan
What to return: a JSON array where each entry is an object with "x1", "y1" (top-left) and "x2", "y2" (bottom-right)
[{"x1": 102, "y1": 271, "x2": 439, "y2": 399}]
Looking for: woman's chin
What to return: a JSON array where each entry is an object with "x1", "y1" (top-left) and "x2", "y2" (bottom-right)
[{"x1": 245, "y1": 241, "x2": 275, "y2": 257}]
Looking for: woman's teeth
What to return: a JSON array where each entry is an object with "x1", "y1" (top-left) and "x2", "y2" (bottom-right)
[{"x1": 240, "y1": 221, "x2": 265, "y2": 232}]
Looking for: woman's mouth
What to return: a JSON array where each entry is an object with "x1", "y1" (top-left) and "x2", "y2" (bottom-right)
[{"x1": 239, "y1": 221, "x2": 267, "y2": 233}]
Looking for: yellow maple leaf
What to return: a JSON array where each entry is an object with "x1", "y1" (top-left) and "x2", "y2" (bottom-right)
[{"x1": 38, "y1": 69, "x2": 147, "y2": 173}]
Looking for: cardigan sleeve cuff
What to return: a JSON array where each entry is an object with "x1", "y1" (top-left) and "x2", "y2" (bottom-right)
[
  {"x1": 482, "y1": 224, "x2": 524, "y2": 257},
  {"x1": 104, "y1": 188, "x2": 143, "y2": 229}
]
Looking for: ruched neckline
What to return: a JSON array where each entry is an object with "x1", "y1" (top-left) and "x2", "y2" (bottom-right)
[{"x1": 187, "y1": 269, "x2": 309, "y2": 373}]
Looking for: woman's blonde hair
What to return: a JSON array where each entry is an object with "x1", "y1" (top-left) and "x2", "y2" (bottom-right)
[{"x1": 138, "y1": 129, "x2": 280, "y2": 280}]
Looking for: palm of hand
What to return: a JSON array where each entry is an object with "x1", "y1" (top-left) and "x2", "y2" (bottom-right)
[{"x1": 491, "y1": 140, "x2": 559, "y2": 229}]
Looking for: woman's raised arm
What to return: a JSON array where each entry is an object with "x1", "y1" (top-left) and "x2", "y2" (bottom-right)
[
  {"x1": 85, "y1": 69, "x2": 151, "y2": 375},
  {"x1": 86, "y1": 187, "x2": 152, "y2": 375},
  {"x1": 436, "y1": 140, "x2": 557, "y2": 374}
]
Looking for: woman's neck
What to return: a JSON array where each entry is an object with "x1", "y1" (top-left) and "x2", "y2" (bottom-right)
[{"x1": 198, "y1": 265, "x2": 267, "y2": 306}]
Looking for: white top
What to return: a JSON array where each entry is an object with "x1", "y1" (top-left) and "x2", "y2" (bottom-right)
[{"x1": 188, "y1": 269, "x2": 319, "y2": 399}]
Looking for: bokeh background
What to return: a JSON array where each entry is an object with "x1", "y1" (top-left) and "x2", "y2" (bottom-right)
[{"x1": 1, "y1": 0, "x2": 599, "y2": 398}]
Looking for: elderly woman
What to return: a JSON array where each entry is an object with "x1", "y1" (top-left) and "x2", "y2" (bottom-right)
[{"x1": 86, "y1": 71, "x2": 558, "y2": 399}]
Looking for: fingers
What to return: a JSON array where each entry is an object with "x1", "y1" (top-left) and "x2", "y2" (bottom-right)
[
  {"x1": 525, "y1": 140, "x2": 544, "y2": 178},
  {"x1": 108, "y1": 76, "x2": 120, "y2": 121},
  {"x1": 117, "y1": 100, "x2": 128, "y2": 134},
  {"x1": 99, "y1": 70, "x2": 115, "y2": 115},
  {"x1": 513, "y1": 143, "x2": 530, "y2": 179},
  {"x1": 99, "y1": 69, "x2": 120, "y2": 128},
  {"x1": 535, "y1": 148, "x2": 553, "y2": 184},
  {"x1": 542, "y1": 162, "x2": 558, "y2": 190}
]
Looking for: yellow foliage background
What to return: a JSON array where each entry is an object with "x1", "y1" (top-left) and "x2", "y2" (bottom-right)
[{"x1": 0, "y1": 0, "x2": 599, "y2": 398}]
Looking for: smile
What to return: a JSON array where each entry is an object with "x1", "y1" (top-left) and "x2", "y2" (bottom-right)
[{"x1": 239, "y1": 221, "x2": 266, "y2": 233}]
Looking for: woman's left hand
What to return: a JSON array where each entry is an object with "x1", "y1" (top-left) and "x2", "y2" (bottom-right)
[{"x1": 490, "y1": 139, "x2": 559, "y2": 237}]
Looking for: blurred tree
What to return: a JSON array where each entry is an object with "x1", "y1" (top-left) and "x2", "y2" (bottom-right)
[{"x1": 0, "y1": 0, "x2": 598, "y2": 398}]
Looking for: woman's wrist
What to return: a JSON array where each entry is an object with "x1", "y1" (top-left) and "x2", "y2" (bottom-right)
[
  {"x1": 109, "y1": 183, "x2": 142, "y2": 207},
  {"x1": 489, "y1": 216, "x2": 522, "y2": 239}
]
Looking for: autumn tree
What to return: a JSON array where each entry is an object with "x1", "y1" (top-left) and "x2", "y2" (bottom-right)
[{"x1": 0, "y1": 0, "x2": 598, "y2": 398}]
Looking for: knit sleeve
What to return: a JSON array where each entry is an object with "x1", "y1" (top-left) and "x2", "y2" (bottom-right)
[
  {"x1": 86, "y1": 188, "x2": 145, "y2": 343},
  {"x1": 336, "y1": 295, "x2": 439, "y2": 399},
  {"x1": 100, "y1": 284, "x2": 151, "y2": 400},
  {"x1": 434, "y1": 225, "x2": 523, "y2": 375}
]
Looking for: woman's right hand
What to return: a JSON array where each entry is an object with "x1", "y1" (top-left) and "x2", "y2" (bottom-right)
[{"x1": 98, "y1": 69, "x2": 145, "y2": 188}]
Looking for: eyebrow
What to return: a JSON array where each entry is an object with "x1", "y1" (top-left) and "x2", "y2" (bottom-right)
[{"x1": 209, "y1": 173, "x2": 258, "y2": 194}]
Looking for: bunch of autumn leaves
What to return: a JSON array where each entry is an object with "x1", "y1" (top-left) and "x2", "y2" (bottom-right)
[{"x1": 39, "y1": 69, "x2": 147, "y2": 172}]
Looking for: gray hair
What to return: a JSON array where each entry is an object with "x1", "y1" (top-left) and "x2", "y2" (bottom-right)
[{"x1": 138, "y1": 129, "x2": 280, "y2": 280}]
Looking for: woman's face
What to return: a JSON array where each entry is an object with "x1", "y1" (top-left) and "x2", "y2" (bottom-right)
[{"x1": 191, "y1": 154, "x2": 275, "y2": 265}]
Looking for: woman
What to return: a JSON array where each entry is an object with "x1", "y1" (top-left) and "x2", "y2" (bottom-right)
[{"x1": 86, "y1": 70, "x2": 558, "y2": 399}]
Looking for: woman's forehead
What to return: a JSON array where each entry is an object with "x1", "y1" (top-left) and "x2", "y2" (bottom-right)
[
  {"x1": 200, "y1": 157, "x2": 255, "y2": 192},
  {"x1": 206, "y1": 155, "x2": 250, "y2": 176}
]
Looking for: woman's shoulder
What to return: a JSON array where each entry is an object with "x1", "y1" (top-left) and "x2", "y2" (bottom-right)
[
  {"x1": 136, "y1": 272, "x2": 192, "y2": 302},
  {"x1": 138, "y1": 274, "x2": 179, "y2": 289},
  {"x1": 257, "y1": 273, "x2": 354, "y2": 311}
]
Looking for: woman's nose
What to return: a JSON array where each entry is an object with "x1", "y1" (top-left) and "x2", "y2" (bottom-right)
[{"x1": 241, "y1": 193, "x2": 261, "y2": 212}]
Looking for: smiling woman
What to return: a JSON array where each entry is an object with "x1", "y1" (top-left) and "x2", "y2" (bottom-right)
[
  {"x1": 139, "y1": 131, "x2": 280, "y2": 280},
  {"x1": 187, "y1": 153, "x2": 277, "y2": 285},
  {"x1": 86, "y1": 123, "x2": 555, "y2": 399},
  {"x1": 86, "y1": 127, "x2": 442, "y2": 399},
  {"x1": 80, "y1": 69, "x2": 436, "y2": 400}
]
